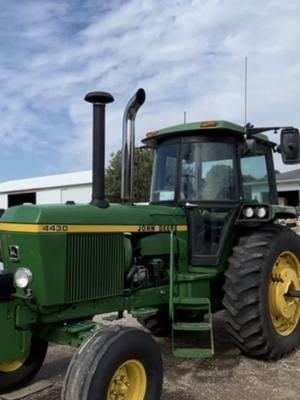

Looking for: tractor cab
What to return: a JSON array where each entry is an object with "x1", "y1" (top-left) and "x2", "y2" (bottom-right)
[
  {"x1": 144, "y1": 120, "x2": 281, "y2": 206},
  {"x1": 144, "y1": 120, "x2": 300, "y2": 265}
]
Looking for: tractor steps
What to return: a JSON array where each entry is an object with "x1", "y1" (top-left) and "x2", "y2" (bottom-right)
[
  {"x1": 168, "y1": 232, "x2": 215, "y2": 360},
  {"x1": 171, "y1": 297, "x2": 215, "y2": 359},
  {"x1": 173, "y1": 297, "x2": 210, "y2": 305},
  {"x1": 176, "y1": 273, "x2": 214, "y2": 282},
  {"x1": 173, "y1": 348, "x2": 214, "y2": 359},
  {"x1": 173, "y1": 321, "x2": 212, "y2": 332}
]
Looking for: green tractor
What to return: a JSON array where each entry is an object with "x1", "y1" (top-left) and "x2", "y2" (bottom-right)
[{"x1": 0, "y1": 88, "x2": 300, "y2": 400}]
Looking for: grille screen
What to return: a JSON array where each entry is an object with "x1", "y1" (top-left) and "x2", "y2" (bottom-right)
[{"x1": 65, "y1": 233, "x2": 125, "y2": 303}]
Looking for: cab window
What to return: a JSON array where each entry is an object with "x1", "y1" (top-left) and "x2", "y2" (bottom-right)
[
  {"x1": 180, "y1": 142, "x2": 237, "y2": 202},
  {"x1": 241, "y1": 155, "x2": 271, "y2": 203}
]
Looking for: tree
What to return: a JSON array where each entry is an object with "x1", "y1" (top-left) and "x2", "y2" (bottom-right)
[{"x1": 105, "y1": 148, "x2": 153, "y2": 202}]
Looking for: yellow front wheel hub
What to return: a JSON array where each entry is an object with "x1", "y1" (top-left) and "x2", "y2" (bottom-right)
[
  {"x1": 0, "y1": 350, "x2": 29, "y2": 373},
  {"x1": 269, "y1": 251, "x2": 300, "y2": 336},
  {"x1": 107, "y1": 359, "x2": 147, "y2": 400}
]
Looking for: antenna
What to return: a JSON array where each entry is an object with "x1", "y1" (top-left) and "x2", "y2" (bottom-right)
[
  {"x1": 244, "y1": 56, "x2": 248, "y2": 126},
  {"x1": 184, "y1": 111, "x2": 187, "y2": 124}
]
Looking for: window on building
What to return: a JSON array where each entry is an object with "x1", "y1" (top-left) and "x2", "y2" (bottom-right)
[{"x1": 8, "y1": 192, "x2": 36, "y2": 207}]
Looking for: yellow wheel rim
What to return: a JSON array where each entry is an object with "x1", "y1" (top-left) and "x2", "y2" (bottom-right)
[
  {"x1": 107, "y1": 359, "x2": 147, "y2": 400},
  {"x1": 0, "y1": 350, "x2": 29, "y2": 373},
  {"x1": 269, "y1": 251, "x2": 300, "y2": 336}
]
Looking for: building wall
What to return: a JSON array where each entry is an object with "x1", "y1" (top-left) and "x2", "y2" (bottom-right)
[
  {"x1": 61, "y1": 185, "x2": 92, "y2": 203},
  {"x1": 37, "y1": 185, "x2": 92, "y2": 204},
  {"x1": 37, "y1": 188, "x2": 62, "y2": 204},
  {"x1": 0, "y1": 194, "x2": 7, "y2": 209},
  {"x1": 0, "y1": 183, "x2": 93, "y2": 210},
  {"x1": 277, "y1": 181, "x2": 300, "y2": 206},
  {"x1": 277, "y1": 181, "x2": 300, "y2": 192}
]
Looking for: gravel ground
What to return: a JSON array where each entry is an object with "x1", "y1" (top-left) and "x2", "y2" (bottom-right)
[{"x1": 18, "y1": 311, "x2": 300, "y2": 400}]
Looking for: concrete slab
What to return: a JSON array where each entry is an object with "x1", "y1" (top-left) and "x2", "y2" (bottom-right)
[{"x1": 0, "y1": 380, "x2": 53, "y2": 400}]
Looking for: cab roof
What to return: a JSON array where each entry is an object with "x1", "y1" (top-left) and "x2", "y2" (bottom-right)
[{"x1": 142, "y1": 120, "x2": 271, "y2": 145}]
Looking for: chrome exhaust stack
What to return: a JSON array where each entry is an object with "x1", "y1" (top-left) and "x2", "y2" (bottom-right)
[{"x1": 121, "y1": 88, "x2": 146, "y2": 203}]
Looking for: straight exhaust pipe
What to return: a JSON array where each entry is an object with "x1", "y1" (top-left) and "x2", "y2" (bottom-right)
[{"x1": 85, "y1": 91, "x2": 114, "y2": 208}]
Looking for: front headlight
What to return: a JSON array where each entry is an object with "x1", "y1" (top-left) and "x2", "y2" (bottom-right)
[
  {"x1": 15, "y1": 268, "x2": 33, "y2": 289},
  {"x1": 243, "y1": 206, "x2": 255, "y2": 218},
  {"x1": 256, "y1": 206, "x2": 268, "y2": 218}
]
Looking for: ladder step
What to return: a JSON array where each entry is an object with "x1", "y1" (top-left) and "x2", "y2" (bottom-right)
[
  {"x1": 173, "y1": 297, "x2": 210, "y2": 306},
  {"x1": 174, "y1": 304, "x2": 209, "y2": 311},
  {"x1": 176, "y1": 273, "x2": 214, "y2": 282},
  {"x1": 173, "y1": 348, "x2": 214, "y2": 359},
  {"x1": 173, "y1": 322, "x2": 212, "y2": 332}
]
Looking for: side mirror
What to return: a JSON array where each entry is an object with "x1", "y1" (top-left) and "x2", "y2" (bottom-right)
[{"x1": 280, "y1": 128, "x2": 300, "y2": 164}]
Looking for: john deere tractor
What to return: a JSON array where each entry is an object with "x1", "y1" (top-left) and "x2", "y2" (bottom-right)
[{"x1": 0, "y1": 88, "x2": 300, "y2": 400}]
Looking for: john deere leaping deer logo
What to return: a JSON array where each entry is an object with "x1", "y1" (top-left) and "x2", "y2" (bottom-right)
[{"x1": 8, "y1": 245, "x2": 20, "y2": 261}]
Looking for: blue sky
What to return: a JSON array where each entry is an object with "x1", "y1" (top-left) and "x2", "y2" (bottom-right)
[{"x1": 0, "y1": 0, "x2": 300, "y2": 181}]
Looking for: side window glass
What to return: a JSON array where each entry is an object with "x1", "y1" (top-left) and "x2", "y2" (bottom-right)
[
  {"x1": 241, "y1": 155, "x2": 270, "y2": 202},
  {"x1": 151, "y1": 144, "x2": 178, "y2": 201}
]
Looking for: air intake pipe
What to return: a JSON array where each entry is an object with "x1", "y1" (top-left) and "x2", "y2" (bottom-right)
[
  {"x1": 121, "y1": 88, "x2": 146, "y2": 203},
  {"x1": 85, "y1": 91, "x2": 114, "y2": 208}
]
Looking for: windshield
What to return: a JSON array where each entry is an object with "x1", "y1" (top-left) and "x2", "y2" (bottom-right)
[{"x1": 151, "y1": 140, "x2": 238, "y2": 202}]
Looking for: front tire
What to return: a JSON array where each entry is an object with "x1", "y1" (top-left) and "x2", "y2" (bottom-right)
[
  {"x1": 0, "y1": 337, "x2": 48, "y2": 394},
  {"x1": 62, "y1": 325, "x2": 163, "y2": 400},
  {"x1": 223, "y1": 224, "x2": 300, "y2": 360}
]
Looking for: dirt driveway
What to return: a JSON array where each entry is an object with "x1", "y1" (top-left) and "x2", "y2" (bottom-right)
[{"x1": 16, "y1": 311, "x2": 300, "y2": 400}]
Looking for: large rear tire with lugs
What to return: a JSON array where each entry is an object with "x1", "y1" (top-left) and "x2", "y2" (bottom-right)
[
  {"x1": 62, "y1": 325, "x2": 163, "y2": 400},
  {"x1": 223, "y1": 224, "x2": 300, "y2": 360}
]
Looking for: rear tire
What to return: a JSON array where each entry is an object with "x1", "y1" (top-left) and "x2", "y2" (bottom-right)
[
  {"x1": 0, "y1": 337, "x2": 48, "y2": 394},
  {"x1": 223, "y1": 224, "x2": 300, "y2": 360},
  {"x1": 62, "y1": 325, "x2": 163, "y2": 400}
]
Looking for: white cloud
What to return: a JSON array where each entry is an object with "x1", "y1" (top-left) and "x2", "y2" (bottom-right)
[{"x1": 0, "y1": 0, "x2": 300, "y2": 179}]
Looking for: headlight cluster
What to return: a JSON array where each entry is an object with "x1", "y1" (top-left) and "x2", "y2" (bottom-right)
[
  {"x1": 242, "y1": 205, "x2": 269, "y2": 220},
  {"x1": 15, "y1": 267, "x2": 33, "y2": 289}
]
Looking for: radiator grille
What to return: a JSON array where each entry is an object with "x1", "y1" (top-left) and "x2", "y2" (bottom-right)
[{"x1": 65, "y1": 233, "x2": 125, "y2": 303}]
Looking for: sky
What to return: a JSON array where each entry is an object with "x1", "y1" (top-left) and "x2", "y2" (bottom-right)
[{"x1": 0, "y1": 0, "x2": 300, "y2": 181}]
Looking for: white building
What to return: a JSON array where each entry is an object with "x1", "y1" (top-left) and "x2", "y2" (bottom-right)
[
  {"x1": 276, "y1": 169, "x2": 300, "y2": 206},
  {"x1": 0, "y1": 168, "x2": 299, "y2": 209},
  {"x1": 0, "y1": 170, "x2": 92, "y2": 209}
]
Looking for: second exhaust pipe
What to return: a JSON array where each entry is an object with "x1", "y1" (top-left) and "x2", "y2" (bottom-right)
[{"x1": 121, "y1": 88, "x2": 146, "y2": 203}]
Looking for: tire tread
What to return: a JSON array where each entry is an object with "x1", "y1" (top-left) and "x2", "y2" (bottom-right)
[{"x1": 223, "y1": 224, "x2": 300, "y2": 360}]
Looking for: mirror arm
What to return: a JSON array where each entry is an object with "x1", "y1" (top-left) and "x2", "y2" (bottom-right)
[
  {"x1": 245, "y1": 123, "x2": 296, "y2": 139},
  {"x1": 275, "y1": 145, "x2": 281, "y2": 153}
]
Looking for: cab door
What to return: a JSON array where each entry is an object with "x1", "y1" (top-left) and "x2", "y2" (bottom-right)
[
  {"x1": 178, "y1": 137, "x2": 240, "y2": 266},
  {"x1": 186, "y1": 205, "x2": 237, "y2": 266}
]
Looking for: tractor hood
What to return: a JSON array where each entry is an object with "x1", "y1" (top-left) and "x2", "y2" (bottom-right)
[
  {"x1": 0, "y1": 203, "x2": 187, "y2": 307},
  {"x1": 0, "y1": 203, "x2": 187, "y2": 233}
]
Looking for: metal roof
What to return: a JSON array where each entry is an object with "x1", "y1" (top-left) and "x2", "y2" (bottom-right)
[
  {"x1": 0, "y1": 170, "x2": 92, "y2": 194},
  {"x1": 143, "y1": 120, "x2": 244, "y2": 143},
  {"x1": 276, "y1": 169, "x2": 300, "y2": 182},
  {"x1": 142, "y1": 120, "x2": 273, "y2": 145}
]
